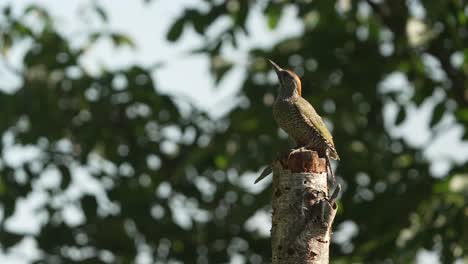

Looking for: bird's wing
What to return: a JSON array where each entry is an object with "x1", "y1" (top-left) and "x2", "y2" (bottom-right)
[{"x1": 293, "y1": 97, "x2": 338, "y2": 155}]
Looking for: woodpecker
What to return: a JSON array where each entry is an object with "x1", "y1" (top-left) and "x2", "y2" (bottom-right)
[{"x1": 255, "y1": 60, "x2": 339, "y2": 184}]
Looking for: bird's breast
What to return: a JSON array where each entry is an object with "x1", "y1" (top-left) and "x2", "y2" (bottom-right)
[{"x1": 273, "y1": 99, "x2": 307, "y2": 142}]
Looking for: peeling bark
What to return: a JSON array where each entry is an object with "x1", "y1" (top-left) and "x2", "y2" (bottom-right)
[{"x1": 271, "y1": 150, "x2": 338, "y2": 264}]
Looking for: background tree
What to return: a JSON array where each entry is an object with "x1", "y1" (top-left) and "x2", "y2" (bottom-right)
[{"x1": 0, "y1": 0, "x2": 467, "y2": 263}]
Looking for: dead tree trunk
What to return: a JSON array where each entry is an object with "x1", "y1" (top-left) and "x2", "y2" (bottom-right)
[{"x1": 271, "y1": 150, "x2": 338, "y2": 264}]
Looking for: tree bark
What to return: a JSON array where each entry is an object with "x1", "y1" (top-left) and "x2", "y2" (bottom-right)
[{"x1": 271, "y1": 150, "x2": 338, "y2": 264}]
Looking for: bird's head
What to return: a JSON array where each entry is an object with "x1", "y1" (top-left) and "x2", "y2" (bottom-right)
[{"x1": 268, "y1": 59, "x2": 302, "y2": 97}]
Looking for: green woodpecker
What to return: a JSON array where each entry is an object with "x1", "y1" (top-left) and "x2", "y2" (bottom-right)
[{"x1": 255, "y1": 60, "x2": 339, "y2": 184}]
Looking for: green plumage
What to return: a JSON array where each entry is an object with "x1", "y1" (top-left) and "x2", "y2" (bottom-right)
[
  {"x1": 273, "y1": 96, "x2": 339, "y2": 160},
  {"x1": 254, "y1": 59, "x2": 340, "y2": 184},
  {"x1": 268, "y1": 60, "x2": 339, "y2": 160},
  {"x1": 294, "y1": 97, "x2": 339, "y2": 160}
]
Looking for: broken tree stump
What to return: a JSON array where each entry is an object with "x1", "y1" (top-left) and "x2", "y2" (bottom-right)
[{"x1": 271, "y1": 149, "x2": 338, "y2": 264}]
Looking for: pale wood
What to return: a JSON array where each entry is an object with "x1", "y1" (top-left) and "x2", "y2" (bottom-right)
[{"x1": 271, "y1": 150, "x2": 338, "y2": 264}]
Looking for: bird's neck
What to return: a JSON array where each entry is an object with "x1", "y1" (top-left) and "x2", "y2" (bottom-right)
[{"x1": 278, "y1": 86, "x2": 300, "y2": 99}]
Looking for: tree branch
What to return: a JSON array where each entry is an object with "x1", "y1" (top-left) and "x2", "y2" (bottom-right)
[{"x1": 366, "y1": 0, "x2": 467, "y2": 107}]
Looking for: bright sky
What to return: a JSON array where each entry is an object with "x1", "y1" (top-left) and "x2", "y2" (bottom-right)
[{"x1": 0, "y1": 0, "x2": 467, "y2": 263}]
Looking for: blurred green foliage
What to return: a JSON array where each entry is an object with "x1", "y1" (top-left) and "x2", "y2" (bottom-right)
[{"x1": 1, "y1": 0, "x2": 467, "y2": 263}]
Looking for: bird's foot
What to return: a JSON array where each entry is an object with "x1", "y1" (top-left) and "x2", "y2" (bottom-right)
[{"x1": 287, "y1": 146, "x2": 307, "y2": 158}]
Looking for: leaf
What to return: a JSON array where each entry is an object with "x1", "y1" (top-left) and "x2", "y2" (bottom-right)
[
  {"x1": 228, "y1": 29, "x2": 238, "y2": 48},
  {"x1": 166, "y1": 17, "x2": 185, "y2": 42},
  {"x1": 81, "y1": 194, "x2": 98, "y2": 218},
  {"x1": 23, "y1": 4, "x2": 47, "y2": 17},
  {"x1": 430, "y1": 102, "x2": 444, "y2": 127},
  {"x1": 3, "y1": 6, "x2": 11, "y2": 16},
  {"x1": 266, "y1": 4, "x2": 282, "y2": 30},
  {"x1": 463, "y1": 130, "x2": 468, "y2": 140},
  {"x1": 184, "y1": 9, "x2": 204, "y2": 34},
  {"x1": 94, "y1": 4, "x2": 108, "y2": 22},
  {"x1": 236, "y1": 2, "x2": 249, "y2": 33},
  {"x1": 89, "y1": 32, "x2": 101, "y2": 43},
  {"x1": 188, "y1": 9, "x2": 209, "y2": 35},
  {"x1": 58, "y1": 164, "x2": 71, "y2": 190},
  {"x1": 455, "y1": 108, "x2": 468, "y2": 122},
  {"x1": 1, "y1": 34, "x2": 12, "y2": 54},
  {"x1": 190, "y1": 45, "x2": 209, "y2": 54},
  {"x1": 433, "y1": 178, "x2": 450, "y2": 193},
  {"x1": 1, "y1": 231, "x2": 22, "y2": 248},
  {"x1": 0, "y1": 177, "x2": 5, "y2": 194},
  {"x1": 214, "y1": 63, "x2": 233, "y2": 84},
  {"x1": 110, "y1": 33, "x2": 136, "y2": 48},
  {"x1": 215, "y1": 155, "x2": 228, "y2": 169},
  {"x1": 212, "y1": 40, "x2": 223, "y2": 55},
  {"x1": 12, "y1": 21, "x2": 33, "y2": 37},
  {"x1": 395, "y1": 106, "x2": 406, "y2": 125}
]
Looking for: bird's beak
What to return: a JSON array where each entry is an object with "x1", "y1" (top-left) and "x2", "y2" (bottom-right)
[{"x1": 268, "y1": 59, "x2": 283, "y2": 74}]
